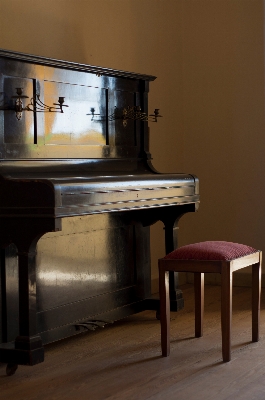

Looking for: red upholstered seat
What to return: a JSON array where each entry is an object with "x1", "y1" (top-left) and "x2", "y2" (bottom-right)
[{"x1": 163, "y1": 241, "x2": 257, "y2": 261}]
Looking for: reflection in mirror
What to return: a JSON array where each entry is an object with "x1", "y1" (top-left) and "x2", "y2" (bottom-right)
[{"x1": 44, "y1": 82, "x2": 107, "y2": 146}]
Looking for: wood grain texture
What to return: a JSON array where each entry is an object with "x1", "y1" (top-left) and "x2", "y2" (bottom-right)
[
  {"x1": 159, "y1": 266, "x2": 170, "y2": 356},
  {"x1": 252, "y1": 255, "x2": 262, "y2": 342},
  {"x1": 221, "y1": 263, "x2": 232, "y2": 361},
  {"x1": 1, "y1": 284, "x2": 265, "y2": 400},
  {"x1": 194, "y1": 272, "x2": 204, "y2": 337}
]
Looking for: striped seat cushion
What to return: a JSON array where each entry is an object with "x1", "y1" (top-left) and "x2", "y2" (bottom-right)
[{"x1": 163, "y1": 241, "x2": 257, "y2": 261}]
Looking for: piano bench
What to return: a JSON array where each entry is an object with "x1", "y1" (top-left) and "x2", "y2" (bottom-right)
[{"x1": 158, "y1": 241, "x2": 262, "y2": 362}]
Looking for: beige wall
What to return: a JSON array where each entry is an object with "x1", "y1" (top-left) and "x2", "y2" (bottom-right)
[{"x1": 0, "y1": 0, "x2": 264, "y2": 289}]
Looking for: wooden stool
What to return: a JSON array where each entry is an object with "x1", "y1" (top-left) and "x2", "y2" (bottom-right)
[{"x1": 159, "y1": 241, "x2": 262, "y2": 362}]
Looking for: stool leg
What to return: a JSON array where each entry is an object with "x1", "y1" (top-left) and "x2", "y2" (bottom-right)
[
  {"x1": 252, "y1": 259, "x2": 261, "y2": 342},
  {"x1": 194, "y1": 272, "x2": 204, "y2": 337},
  {"x1": 221, "y1": 264, "x2": 232, "y2": 362},
  {"x1": 159, "y1": 265, "x2": 170, "y2": 356}
]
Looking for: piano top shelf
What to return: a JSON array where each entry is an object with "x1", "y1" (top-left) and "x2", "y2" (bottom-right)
[{"x1": 0, "y1": 48, "x2": 157, "y2": 81}]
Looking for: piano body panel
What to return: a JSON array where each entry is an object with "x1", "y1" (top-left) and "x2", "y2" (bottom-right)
[
  {"x1": 2, "y1": 214, "x2": 151, "y2": 345},
  {"x1": 0, "y1": 49, "x2": 200, "y2": 368},
  {"x1": 1, "y1": 203, "x2": 197, "y2": 346}
]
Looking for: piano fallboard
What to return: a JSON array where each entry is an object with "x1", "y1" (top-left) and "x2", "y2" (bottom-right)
[{"x1": 0, "y1": 169, "x2": 199, "y2": 217}]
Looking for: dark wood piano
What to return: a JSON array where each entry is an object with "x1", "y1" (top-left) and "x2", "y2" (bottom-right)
[{"x1": 0, "y1": 49, "x2": 199, "y2": 375}]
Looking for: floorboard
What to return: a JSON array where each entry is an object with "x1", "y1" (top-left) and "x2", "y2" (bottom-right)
[{"x1": 1, "y1": 285, "x2": 265, "y2": 399}]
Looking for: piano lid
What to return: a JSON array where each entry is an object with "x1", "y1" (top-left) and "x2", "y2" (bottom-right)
[{"x1": 0, "y1": 48, "x2": 157, "y2": 81}]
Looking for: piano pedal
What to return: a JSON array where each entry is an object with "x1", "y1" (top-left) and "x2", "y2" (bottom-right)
[
  {"x1": 75, "y1": 323, "x2": 97, "y2": 331},
  {"x1": 6, "y1": 363, "x2": 18, "y2": 376},
  {"x1": 75, "y1": 319, "x2": 114, "y2": 331}
]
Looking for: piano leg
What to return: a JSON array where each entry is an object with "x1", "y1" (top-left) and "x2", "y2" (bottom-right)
[
  {"x1": 163, "y1": 221, "x2": 184, "y2": 310},
  {"x1": 14, "y1": 246, "x2": 44, "y2": 365},
  {"x1": 160, "y1": 203, "x2": 199, "y2": 310},
  {"x1": 0, "y1": 217, "x2": 62, "y2": 374},
  {"x1": 144, "y1": 218, "x2": 184, "y2": 315},
  {"x1": 0, "y1": 242, "x2": 44, "y2": 375},
  {"x1": 140, "y1": 205, "x2": 197, "y2": 314}
]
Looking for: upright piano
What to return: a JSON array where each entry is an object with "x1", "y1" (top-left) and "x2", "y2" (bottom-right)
[{"x1": 0, "y1": 49, "x2": 199, "y2": 375}]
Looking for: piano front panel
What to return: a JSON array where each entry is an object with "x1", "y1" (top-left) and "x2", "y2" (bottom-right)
[
  {"x1": 36, "y1": 214, "x2": 136, "y2": 309},
  {"x1": 0, "y1": 60, "x2": 145, "y2": 160}
]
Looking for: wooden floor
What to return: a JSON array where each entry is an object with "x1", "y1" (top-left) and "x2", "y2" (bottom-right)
[{"x1": 1, "y1": 284, "x2": 265, "y2": 399}]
